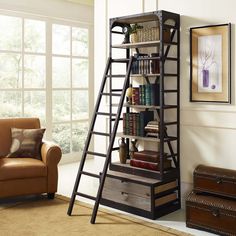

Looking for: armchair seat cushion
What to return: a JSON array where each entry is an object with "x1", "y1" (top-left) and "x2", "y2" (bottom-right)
[{"x1": 0, "y1": 157, "x2": 47, "y2": 181}]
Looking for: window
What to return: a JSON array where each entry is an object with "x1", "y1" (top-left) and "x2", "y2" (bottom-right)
[
  {"x1": 0, "y1": 16, "x2": 46, "y2": 122},
  {"x1": 52, "y1": 24, "x2": 89, "y2": 155},
  {"x1": 0, "y1": 13, "x2": 92, "y2": 161}
]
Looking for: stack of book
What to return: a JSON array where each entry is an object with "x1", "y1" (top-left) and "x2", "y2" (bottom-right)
[
  {"x1": 145, "y1": 120, "x2": 159, "y2": 138},
  {"x1": 130, "y1": 150, "x2": 171, "y2": 171}
]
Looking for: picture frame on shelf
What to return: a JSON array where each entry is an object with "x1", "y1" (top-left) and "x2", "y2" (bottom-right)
[{"x1": 190, "y1": 23, "x2": 231, "y2": 103}]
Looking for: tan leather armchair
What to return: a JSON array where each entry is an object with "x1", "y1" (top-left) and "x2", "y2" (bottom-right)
[{"x1": 0, "y1": 118, "x2": 62, "y2": 199}]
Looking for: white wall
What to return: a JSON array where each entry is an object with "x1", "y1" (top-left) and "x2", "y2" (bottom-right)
[
  {"x1": 158, "y1": 0, "x2": 236, "y2": 184},
  {"x1": 94, "y1": 0, "x2": 236, "y2": 193},
  {"x1": 0, "y1": 0, "x2": 93, "y2": 23}
]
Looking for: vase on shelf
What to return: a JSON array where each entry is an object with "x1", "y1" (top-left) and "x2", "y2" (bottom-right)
[
  {"x1": 202, "y1": 69, "x2": 209, "y2": 87},
  {"x1": 118, "y1": 138, "x2": 128, "y2": 164}
]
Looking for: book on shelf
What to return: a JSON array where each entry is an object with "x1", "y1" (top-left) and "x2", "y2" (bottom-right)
[
  {"x1": 133, "y1": 150, "x2": 168, "y2": 163},
  {"x1": 123, "y1": 111, "x2": 153, "y2": 137},
  {"x1": 131, "y1": 53, "x2": 160, "y2": 75},
  {"x1": 130, "y1": 158, "x2": 171, "y2": 171},
  {"x1": 137, "y1": 84, "x2": 159, "y2": 106},
  {"x1": 131, "y1": 53, "x2": 149, "y2": 74},
  {"x1": 132, "y1": 87, "x2": 139, "y2": 105},
  {"x1": 139, "y1": 111, "x2": 153, "y2": 136},
  {"x1": 150, "y1": 53, "x2": 160, "y2": 74}
]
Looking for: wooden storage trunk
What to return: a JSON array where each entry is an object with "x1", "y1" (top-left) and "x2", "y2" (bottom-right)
[
  {"x1": 101, "y1": 171, "x2": 180, "y2": 219},
  {"x1": 194, "y1": 165, "x2": 236, "y2": 199},
  {"x1": 186, "y1": 192, "x2": 236, "y2": 236}
]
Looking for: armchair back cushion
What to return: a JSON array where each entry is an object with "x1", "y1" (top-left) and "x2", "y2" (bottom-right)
[{"x1": 0, "y1": 118, "x2": 40, "y2": 157}]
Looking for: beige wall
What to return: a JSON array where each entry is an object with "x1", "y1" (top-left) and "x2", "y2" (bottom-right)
[
  {"x1": 94, "y1": 0, "x2": 236, "y2": 188},
  {"x1": 158, "y1": 0, "x2": 236, "y2": 183}
]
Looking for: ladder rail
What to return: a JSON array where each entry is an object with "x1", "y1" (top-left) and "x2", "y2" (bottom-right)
[
  {"x1": 90, "y1": 56, "x2": 134, "y2": 224},
  {"x1": 67, "y1": 57, "x2": 112, "y2": 216}
]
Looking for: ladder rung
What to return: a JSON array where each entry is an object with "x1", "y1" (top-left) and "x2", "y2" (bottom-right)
[
  {"x1": 91, "y1": 131, "x2": 111, "y2": 137},
  {"x1": 165, "y1": 121, "x2": 178, "y2": 125},
  {"x1": 102, "y1": 93, "x2": 122, "y2": 97},
  {"x1": 75, "y1": 192, "x2": 96, "y2": 201},
  {"x1": 164, "y1": 90, "x2": 178, "y2": 93},
  {"x1": 112, "y1": 147, "x2": 120, "y2": 151},
  {"x1": 106, "y1": 75, "x2": 126, "y2": 78},
  {"x1": 111, "y1": 118, "x2": 123, "y2": 121},
  {"x1": 81, "y1": 171, "x2": 101, "y2": 179},
  {"x1": 112, "y1": 58, "x2": 130, "y2": 63},
  {"x1": 86, "y1": 151, "x2": 107, "y2": 158},
  {"x1": 96, "y1": 112, "x2": 116, "y2": 116},
  {"x1": 112, "y1": 89, "x2": 123, "y2": 92}
]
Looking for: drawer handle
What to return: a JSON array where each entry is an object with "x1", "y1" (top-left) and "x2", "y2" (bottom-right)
[
  {"x1": 211, "y1": 209, "x2": 219, "y2": 217},
  {"x1": 216, "y1": 178, "x2": 222, "y2": 184},
  {"x1": 121, "y1": 192, "x2": 128, "y2": 197}
]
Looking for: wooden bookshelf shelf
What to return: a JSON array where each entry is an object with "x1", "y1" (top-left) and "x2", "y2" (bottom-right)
[
  {"x1": 116, "y1": 132, "x2": 159, "y2": 142},
  {"x1": 112, "y1": 41, "x2": 177, "y2": 49},
  {"x1": 123, "y1": 103, "x2": 160, "y2": 109}
]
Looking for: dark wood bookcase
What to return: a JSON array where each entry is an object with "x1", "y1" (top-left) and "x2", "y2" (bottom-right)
[{"x1": 100, "y1": 10, "x2": 181, "y2": 219}]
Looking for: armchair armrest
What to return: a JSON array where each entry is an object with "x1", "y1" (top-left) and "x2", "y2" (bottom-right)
[
  {"x1": 41, "y1": 141, "x2": 62, "y2": 194},
  {"x1": 41, "y1": 141, "x2": 62, "y2": 167}
]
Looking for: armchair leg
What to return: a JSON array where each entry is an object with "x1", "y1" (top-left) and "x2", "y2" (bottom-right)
[{"x1": 47, "y1": 193, "x2": 55, "y2": 199}]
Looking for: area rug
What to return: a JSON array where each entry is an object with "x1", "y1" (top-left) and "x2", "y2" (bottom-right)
[{"x1": 0, "y1": 195, "x2": 192, "y2": 236}]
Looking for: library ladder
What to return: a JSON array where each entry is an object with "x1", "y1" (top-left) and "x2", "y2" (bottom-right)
[{"x1": 67, "y1": 56, "x2": 134, "y2": 224}]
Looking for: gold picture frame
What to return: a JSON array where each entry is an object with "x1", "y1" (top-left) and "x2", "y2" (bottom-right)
[{"x1": 190, "y1": 23, "x2": 231, "y2": 103}]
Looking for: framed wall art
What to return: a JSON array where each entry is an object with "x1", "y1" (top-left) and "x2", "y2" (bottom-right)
[{"x1": 190, "y1": 23, "x2": 231, "y2": 103}]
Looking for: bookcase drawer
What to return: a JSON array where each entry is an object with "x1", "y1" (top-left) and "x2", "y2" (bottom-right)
[
  {"x1": 102, "y1": 188, "x2": 151, "y2": 211},
  {"x1": 101, "y1": 171, "x2": 179, "y2": 214},
  {"x1": 103, "y1": 176, "x2": 150, "y2": 198}
]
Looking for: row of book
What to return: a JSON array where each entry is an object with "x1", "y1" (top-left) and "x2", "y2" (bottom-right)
[
  {"x1": 131, "y1": 53, "x2": 160, "y2": 75},
  {"x1": 130, "y1": 150, "x2": 172, "y2": 171},
  {"x1": 123, "y1": 111, "x2": 153, "y2": 137},
  {"x1": 132, "y1": 83, "x2": 160, "y2": 106}
]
